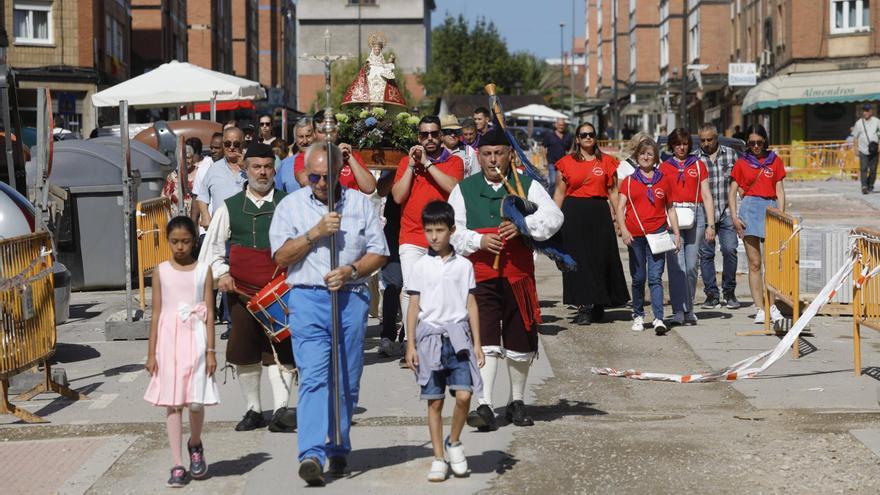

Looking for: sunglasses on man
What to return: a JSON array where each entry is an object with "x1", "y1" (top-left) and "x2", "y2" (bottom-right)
[
  {"x1": 419, "y1": 130, "x2": 441, "y2": 140},
  {"x1": 578, "y1": 131, "x2": 597, "y2": 139},
  {"x1": 223, "y1": 141, "x2": 242, "y2": 150},
  {"x1": 308, "y1": 173, "x2": 330, "y2": 184}
]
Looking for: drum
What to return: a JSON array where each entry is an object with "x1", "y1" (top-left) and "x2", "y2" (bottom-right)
[{"x1": 246, "y1": 273, "x2": 291, "y2": 343}]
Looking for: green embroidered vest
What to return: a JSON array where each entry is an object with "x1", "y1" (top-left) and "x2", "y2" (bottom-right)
[
  {"x1": 458, "y1": 172, "x2": 533, "y2": 229},
  {"x1": 225, "y1": 189, "x2": 286, "y2": 249}
]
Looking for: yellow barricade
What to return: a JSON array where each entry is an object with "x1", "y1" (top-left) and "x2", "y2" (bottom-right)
[
  {"x1": 763, "y1": 207, "x2": 802, "y2": 357},
  {"x1": 136, "y1": 197, "x2": 173, "y2": 312},
  {"x1": 852, "y1": 227, "x2": 880, "y2": 376},
  {"x1": 773, "y1": 140, "x2": 859, "y2": 179},
  {"x1": 0, "y1": 232, "x2": 85, "y2": 423}
]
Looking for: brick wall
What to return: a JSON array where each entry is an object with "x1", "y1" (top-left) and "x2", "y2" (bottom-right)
[
  {"x1": 699, "y1": 2, "x2": 729, "y2": 74},
  {"x1": 6, "y1": 0, "x2": 81, "y2": 68},
  {"x1": 187, "y1": 0, "x2": 213, "y2": 68}
]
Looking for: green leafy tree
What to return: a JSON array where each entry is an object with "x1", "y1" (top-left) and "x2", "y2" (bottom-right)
[
  {"x1": 420, "y1": 15, "x2": 547, "y2": 96},
  {"x1": 314, "y1": 51, "x2": 414, "y2": 112}
]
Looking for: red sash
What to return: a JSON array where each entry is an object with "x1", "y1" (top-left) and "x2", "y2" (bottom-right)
[
  {"x1": 228, "y1": 245, "x2": 284, "y2": 297},
  {"x1": 469, "y1": 227, "x2": 541, "y2": 330}
]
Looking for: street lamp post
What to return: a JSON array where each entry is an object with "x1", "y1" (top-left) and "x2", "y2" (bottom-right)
[
  {"x1": 560, "y1": 22, "x2": 565, "y2": 111},
  {"x1": 571, "y1": 0, "x2": 576, "y2": 119},
  {"x1": 680, "y1": 0, "x2": 688, "y2": 127}
]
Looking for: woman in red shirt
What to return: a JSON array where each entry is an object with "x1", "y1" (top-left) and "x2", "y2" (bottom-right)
[
  {"x1": 729, "y1": 124, "x2": 787, "y2": 326},
  {"x1": 660, "y1": 128, "x2": 716, "y2": 326},
  {"x1": 553, "y1": 122, "x2": 630, "y2": 326},
  {"x1": 617, "y1": 138, "x2": 681, "y2": 335}
]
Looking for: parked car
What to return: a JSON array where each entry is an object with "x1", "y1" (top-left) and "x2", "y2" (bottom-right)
[{"x1": 657, "y1": 135, "x2": 746, "y2": 161}]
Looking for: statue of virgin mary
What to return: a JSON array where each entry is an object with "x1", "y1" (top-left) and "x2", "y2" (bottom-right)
[{"x1": 342, "y1": 32, "x2": 407, "y2": 107}]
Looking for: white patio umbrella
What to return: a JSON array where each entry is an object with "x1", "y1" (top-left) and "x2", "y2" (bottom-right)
[
  {"x1": 505, "y1": 104, "x2": 570, "y2": 122},
  {"x1": 91, "y1": 60, "x2": 266, "y2": 108}
]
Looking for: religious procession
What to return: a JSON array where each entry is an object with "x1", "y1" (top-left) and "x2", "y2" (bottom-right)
[{"x1": 2, "y1": 2, "x2": 880, "y2": 493}]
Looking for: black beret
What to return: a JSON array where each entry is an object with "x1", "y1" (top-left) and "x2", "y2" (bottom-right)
[
  {"x1": 477, "y1": 126, "x2": 510, "y2": 147},
  {"x1": 244, "y1": 142, "x2": 275, "y2": 160}
]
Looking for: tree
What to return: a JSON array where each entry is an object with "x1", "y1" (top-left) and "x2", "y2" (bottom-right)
[
  {"x1": 314, "y1": 51, "x2": 415, "y2": 112},
  {"x1": 420, "y1": 15, "x2": 547, "y2": 97}
]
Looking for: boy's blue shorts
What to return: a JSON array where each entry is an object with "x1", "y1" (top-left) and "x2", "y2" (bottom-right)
[{"x1": 420, "y1": 336, "x2": 473, "y2": 400}]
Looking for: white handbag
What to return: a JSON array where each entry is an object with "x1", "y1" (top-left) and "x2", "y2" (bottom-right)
[
  {"x1": 672, "y1": 160, "x2": 700, "y2": 230},
  {"x1": 628, "y1": 179, "x2": 676, "y2": 255}
]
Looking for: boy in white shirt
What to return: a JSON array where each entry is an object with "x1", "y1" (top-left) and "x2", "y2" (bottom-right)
[{"x1": 405, "y1": 200, "x2": 485, "y2": 482}]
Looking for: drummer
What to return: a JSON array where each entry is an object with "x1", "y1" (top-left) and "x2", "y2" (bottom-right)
[
  {"x1": 200, "y1": 142, "x2": 298, "y2": 434},
  {"x1": 269, "y1": 140, "x2": 388, "y2": 486}
]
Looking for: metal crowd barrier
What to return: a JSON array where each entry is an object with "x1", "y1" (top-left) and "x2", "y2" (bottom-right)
[
  {"x1": 773, "y1": 140, "x2": 859, "y2": 179},
  {"x1": 852, "y1": 227, "x2": 880, "y2": 376},
  {"x1": 0, "y1": 232, "x2": 86, "y2": 423},
  {"x1": 136, "y1": 197, "x2": 173, "y2": 312}
]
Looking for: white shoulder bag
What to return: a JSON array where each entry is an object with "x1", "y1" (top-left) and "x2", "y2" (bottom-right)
[
  {"x1": 628, "y1": 178, "x2": 676, "y2": 255},
  {"x1": 672, "y1": 160, "x2": 700, "y2": 230}
]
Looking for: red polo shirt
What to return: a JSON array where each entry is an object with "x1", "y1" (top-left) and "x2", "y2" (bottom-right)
[
  {"x1": 621, "y1": 174, "x2": 673, "y2": 236},
  {"x1": 658, "y1": 159, "x2": 709, "y2": 203},
  {"x1": 393, "y1": 154, "x2": 464, "y2": 247},
  {"x1": 731, "y1": 155, "x2": 785, "y2": 198},
  {"x1": 555, "y1": 154, "x2": 619, "y2": 198},
  {"x1": 293, "y1": 151, "x2": 364, "y2": 191}
]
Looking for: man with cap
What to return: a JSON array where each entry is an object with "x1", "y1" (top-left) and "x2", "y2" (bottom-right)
[
  {"x1": 448, "y1": 126, "x2": 564, "y2": 430},
  {"x1": 851, "y1": 103, "x2": 880, "y2": 194},
  {"x1": 392, "y1": 115, "x2": 465, "y2": 355},
  {"x1": 440, "y1": 114, "x2": 480, "y2": 178},
  {"x1": 200, "y1": 142, "x2": 298, "y2": 433}
]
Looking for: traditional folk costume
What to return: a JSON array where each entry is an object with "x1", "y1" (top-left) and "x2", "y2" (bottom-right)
[
  {"x1": 199, "y1": 143, "x2": 297, "y2": 433},
  {"x1": 448, "y1": 128, "x2": 564, "y2": 428}
]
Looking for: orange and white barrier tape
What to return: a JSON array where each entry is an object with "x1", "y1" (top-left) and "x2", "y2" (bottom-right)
[{"x1": 591, "y1": 248, "x2": 857, "y2": 383}]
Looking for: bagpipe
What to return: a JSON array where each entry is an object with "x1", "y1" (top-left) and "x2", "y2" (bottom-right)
[{"x1": 484, "y1": 84, "x2": 576, "y2": 272}]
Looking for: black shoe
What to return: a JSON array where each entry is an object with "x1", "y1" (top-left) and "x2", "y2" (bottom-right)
[
  {"x1": 298, "y1": 457, "x2": 325, "y2": 487},
  {"x1": 166, "y1": 465, "x2": 187, "y2": 488},
  {"x1": 724, "y1": 292, "x2": 741, "y2": 309},
  {"x1": 328, "y1": 456, "x2": 349, "y2": 478},
  {"x1": 187, "y1": 440, "x2": 208, "y2": 479},
  {"x1": 466, "y1": 404, "x2": 498, "y2": 432},
  {"x1": 590, "y1": 305, "x2": 605, "y2": 323},
  {"x1": 267, "y1": 407, "x2": 297, "y2": 432},
  {"x1": 862, "y1": 186, "x2": 869, "y2": 195},
  {"x1": 505, "y1": 400, "x2": 534, "y2": 427},
  {"x1": 220, "y1": 329, "x2": 230, "y2": 340},
  {"x1": 235, "y1": 409, "x2": 266, "y2": 431},
  {"x1": 572, "y1": 311, "x2": 591, "y2": 326},
  {"x1": 701, "y1": 296, "x2": 721, "y2": 309}
]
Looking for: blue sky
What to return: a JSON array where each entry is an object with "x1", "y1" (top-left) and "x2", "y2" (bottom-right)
[{"x1": 431, "y1": 0, "x2": 584, "y2": 59}]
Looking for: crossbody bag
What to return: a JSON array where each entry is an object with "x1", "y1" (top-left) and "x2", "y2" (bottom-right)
[
  {"x1": 627, "y1": 179, "x2": 676, "y2": 255},
  {"x1": 672, "y1": 161, "x2": 700, "y2": 230},
  {"x1": 863, "y1": 119, "x2": 879, "y2": 156}
]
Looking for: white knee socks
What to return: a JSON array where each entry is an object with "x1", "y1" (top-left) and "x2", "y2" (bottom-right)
[
  {"x1": 477, "y1": 353, "x2": 500, "y2": 408},
  {"x1": 267, "y1": 364, "x2": 295, "y2": 411},
  {"x1": 507, "y1": 358, "x2": 531, "y2": 403},
  {"x1": 236, "y1": 363, "x2": 262, "y2": 413}
]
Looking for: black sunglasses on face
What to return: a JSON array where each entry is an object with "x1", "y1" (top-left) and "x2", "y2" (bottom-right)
[
  {"x1": 578, "y1": 131, "x2": 597, "y2": 139},
  {"x1": 308, "y1": 173, "x2": 329, "y2": 184},
  {"x1": 442, "y1": 129, "x2": 461, "y2": 136},
  {"x1": 260, "y1": 122, "x2": 272, "y2": 127},
  {"x1": 223, "y1": 141, "x2": 242, "y2": 150},
  {"x1": 748, "y1": 140, "x2": 765, "y2": 147},
  {"x1": 419, "y1": 130, "x2": 441, "y2": 139}
]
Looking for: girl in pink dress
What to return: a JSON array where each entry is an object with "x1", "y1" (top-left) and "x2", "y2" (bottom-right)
[{"x1": 144, "y1": 216, "x2": 219, "y2": 487}]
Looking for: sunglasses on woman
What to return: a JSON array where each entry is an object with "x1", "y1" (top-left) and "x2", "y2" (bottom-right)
[
  {"x1": 419, "y1": 130, "x2": 441, "y2": 139},
  {"x1": 747, "y1": 140, "x2": 765, "y2": 147},
  {"x1": 578, "y1": 131, "x2": 597, "y2": 139}
]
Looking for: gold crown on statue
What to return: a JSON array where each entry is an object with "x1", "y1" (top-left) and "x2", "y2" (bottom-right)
[{"x1": 368, "y1": 32, "x2": 387, "y2": 48}]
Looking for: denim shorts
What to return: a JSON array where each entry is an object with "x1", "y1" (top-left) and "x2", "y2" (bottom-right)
[{"x1": 420, "y1": 337, "x2": 473, "y2": 400}]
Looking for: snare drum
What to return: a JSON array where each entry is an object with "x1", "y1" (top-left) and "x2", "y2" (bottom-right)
[{"x1": 246, "y1": 273, "x2": 291, "y2": 343}]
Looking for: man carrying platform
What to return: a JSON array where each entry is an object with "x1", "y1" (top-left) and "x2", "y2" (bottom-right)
[
  {"x1": 200, "y1": 143, "x2": 297, "y2": 433},
  {"x1": 448, "y1": 126, "x2": 564, "y2": 430}
]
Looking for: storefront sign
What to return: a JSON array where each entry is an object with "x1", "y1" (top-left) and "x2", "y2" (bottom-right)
[{"x1": 728, "y1": 63, "x2": 757, "y2": 86}]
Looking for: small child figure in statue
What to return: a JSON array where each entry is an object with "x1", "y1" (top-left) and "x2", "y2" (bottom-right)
[{"x1": 405, "y1": 200, "x2": 485, "y2": 482}]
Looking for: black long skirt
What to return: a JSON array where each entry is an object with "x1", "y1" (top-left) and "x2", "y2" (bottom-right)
[{"x1": 561, "y1": 196, "x2": 630, "y2": 307}]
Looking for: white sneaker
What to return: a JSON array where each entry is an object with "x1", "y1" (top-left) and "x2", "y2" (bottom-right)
[
  {"x1": 653, "y1": 319, "x2": 669, "y2": 336},
  {"x1": 444, "y1": 436, "x2": 468, "y2": 476},
  {"x1": 754, "y1": 308, "x2": 766, "y2": 324},
  {"x1": 631, "y1": 316, "x2": 645, "y2": 332},
  {"x1": 769, "y1": 304, "x2": 784, "y2": 323},
  {"x1": 377, "y1": 338, "x2": 394, "y2": 357},
  {"x1": 427, "y1": 458, "x2": 448, "y2": 482}
]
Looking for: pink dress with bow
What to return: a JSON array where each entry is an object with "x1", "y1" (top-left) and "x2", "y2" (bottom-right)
[{"x1": 144, "y1": 261, "x2": 220, "y2": 407}]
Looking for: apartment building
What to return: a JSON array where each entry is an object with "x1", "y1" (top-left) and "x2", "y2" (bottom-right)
[
  {"x1": 131, "y1": 0, "x2": 188, "y2": 75},
  {"x1": 295, "y1": 0, "x2": 434, "y2": 112},
  {"x1": 187, "y1": 0, "x2": 233, "y2": 74},
  {"x1": 625, "y1": 0, "x2": 661, "y2": 132},
  {"x1": 737, "y1": 0, "x2": 880, "y2": 142},
  {"x1": 4, "y1": 0, "x2": 132, "y2": 135},
  {"x1": 232, "y1": 0, "x2": 259, "y2": 81}
]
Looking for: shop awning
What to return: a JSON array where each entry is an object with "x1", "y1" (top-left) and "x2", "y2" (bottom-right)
[{"x1": 742, "y1": 67, "x2": 880, "y2": 114}]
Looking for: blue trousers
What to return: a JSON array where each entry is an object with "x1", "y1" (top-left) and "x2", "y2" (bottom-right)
[
  {"x1": 288, "y1": 287, "x2": 370, "y2": 464},
  {"x1": 699, "y1": 213, "x2": 738, "y2": 299},
  {"x1": 628, "y1": 235, "x2": 666, "y2": 320},
  {"x1": 667, "y1": 206, "x2": 706, "y2": 314}
]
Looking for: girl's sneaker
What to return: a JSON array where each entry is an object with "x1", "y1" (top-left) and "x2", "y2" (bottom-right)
[
  {"x1": 769, "y1": 304, "x2": 784, "y2": 323},
  {"x1": 188, "y1": 440, "x2": 208, "y2": 479},
  {"x1": 754, "y1": 308, "x2": 766, "y2": 324},
  {"x1": 631, "y1": 316, "x2": 645, "y2": 332},
  {"x1": 427, "y1": 458, "x2": 448, "y2": 482},
  {"x1": 167, "y1": 466, "x2": 187, "y2": 488},
  {"x1": 444, "y1": 436, "x2": 468, "y2": 476}
]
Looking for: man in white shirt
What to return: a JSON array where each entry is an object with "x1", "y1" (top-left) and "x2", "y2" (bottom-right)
[{"x1": 852, "y1": 103, "x2": 880, "y2": 194}]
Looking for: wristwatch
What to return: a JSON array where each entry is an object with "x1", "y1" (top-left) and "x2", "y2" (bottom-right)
[
  {"x1": 348, "y1": 264, "x2": 359, "y2": 280},
  {"x1": 424, "y1": 162, "x2": 434, "y2": 171}
]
